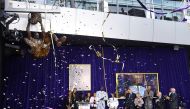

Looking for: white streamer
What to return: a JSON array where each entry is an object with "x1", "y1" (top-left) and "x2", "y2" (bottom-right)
[{"x1": 49, "y1": 16, "x2": 57, "y2": 68}]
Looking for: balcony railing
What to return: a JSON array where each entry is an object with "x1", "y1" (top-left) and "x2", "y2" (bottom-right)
[{"x1": 5, "y1": 0, "x2": 190, "y2": 21}]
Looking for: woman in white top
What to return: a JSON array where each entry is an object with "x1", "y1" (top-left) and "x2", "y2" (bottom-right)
[
  {"x1": 107, "y1": 93, "x2": 119, "y2": 109},
  {"x1": 89, "y1": 93, "x2": 97, "y2": 109},
  {"x1": 134, "y1": 93, "x2": 144, "y2": 109}
]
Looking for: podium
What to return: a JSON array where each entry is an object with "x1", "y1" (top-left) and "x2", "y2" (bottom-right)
[{"x1": 78, "y1": 102, "x2": 90, "y2": 109}]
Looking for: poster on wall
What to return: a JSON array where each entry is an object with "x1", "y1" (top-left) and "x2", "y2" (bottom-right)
[
  {"x1": 5, "y1": 0, "x2": 60, "y2": 13},
  {"x1": 116, "y1": 73, "x2": 159, "y2": 98},
  {"x1": 69, "y1": 64, "x2": 91, "y2": 91}
]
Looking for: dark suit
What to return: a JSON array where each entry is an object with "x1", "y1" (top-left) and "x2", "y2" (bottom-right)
[
  {"x1": 65, "y1": 96, "x2": 72, "y2": 109},
  {"x1": 144, "y1": 90, "x2": 154, "y2": 109},
  {"x1": 155, "y1": 96, "x2": 165, "y2": 109},
  {"x1": 71, "y1": 92, "x2": 81, "y2": 109},
  {"x1": 168, "y1": 93, "x2": 178, "y2": 109},
  {"x1": 125, "y1": 93, "x2": 136, "y2": 109}
]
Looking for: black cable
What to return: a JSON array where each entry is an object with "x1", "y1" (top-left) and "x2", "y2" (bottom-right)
[{"x1": 11, "y1": 17, "x2": 20, "y2": 24}]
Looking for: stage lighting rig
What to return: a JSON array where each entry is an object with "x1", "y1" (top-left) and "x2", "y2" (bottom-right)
[
  {"x1": 0, "y1": 10, "x2": 19, "y2": 27},
  {"x1": 0, "y1": 10, "x2": 22, "y2": 42},
  {"x1": 5, "y1": 28, "x2": 23, "y2": 42},
  {"x1": 0, "y1": 10, "x2": 24, "y2": 56}
]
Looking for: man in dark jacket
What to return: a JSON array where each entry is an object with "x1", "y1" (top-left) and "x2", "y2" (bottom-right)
[
  {"x1": 125, "y1": 88, "x2": 136, "y2": 109},
  {"x1": 155, "y1": 91, "x2": 165, "y2": 109},
  {"x1": 166, "y1": 88, "x2": 178, "y2": 109}
]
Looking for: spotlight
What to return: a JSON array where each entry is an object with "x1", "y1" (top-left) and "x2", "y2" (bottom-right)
[
  {"x1": 11, "y1": 28, "x2": 23, "y2": 42},
  {"x1": 4, "y1": 28, "x2": 23, "y2": 42},
  {"x1": 174, "y1": 45, "x2": 179, "y2": 51}
]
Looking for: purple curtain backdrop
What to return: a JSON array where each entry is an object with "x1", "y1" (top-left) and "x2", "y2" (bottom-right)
[{"x1": 1, "y1": 46, "x2": 190, "y2": 108}]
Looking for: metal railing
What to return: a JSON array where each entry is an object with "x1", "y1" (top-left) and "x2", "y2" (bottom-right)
[{"x1": 8, "y1": 0, "x2": 190, "y2": 21}]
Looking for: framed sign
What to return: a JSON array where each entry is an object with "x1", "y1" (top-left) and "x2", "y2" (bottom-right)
[
  {"x1": 116, "y1": 73, "x2": 159, "y2": 98},
  {"x1": 69, "y1": 64, "x2": 91, "y2": 91}
]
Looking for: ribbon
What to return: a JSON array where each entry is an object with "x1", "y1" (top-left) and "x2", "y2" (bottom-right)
[
  {"x1": 89, "y1": 45, "x2": 125, "y2": 72},
  {"x1": 136, "y1": 0, "x2": 190, "y2": 15},
  {"x1": 49, "y1": 16, "x2": 57, "y2": 69}
]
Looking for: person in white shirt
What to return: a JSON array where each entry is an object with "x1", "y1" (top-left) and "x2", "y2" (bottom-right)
[
  {"x1": 90, "y1": 93, "x2": 97, "y2": 109},
  {"x1": 107, "y1": 93, "x2": 119, "y2": 109},
  {"x1": 96, "y1": 87, "x2": 108, "y2": 109}
]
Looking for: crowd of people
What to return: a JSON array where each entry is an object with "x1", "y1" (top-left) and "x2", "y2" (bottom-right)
[
  {"x1": 125, "y1": 86, "x2": 179, "y2": 109},
  {"x1": 64, "y1": 87, "x2": 118, "y2": 109},
  {"x1": 125, "y1": 86, "x2": 180, "y2": 109},
  {"x1": 63, "y1": 86, "x2": 184, "y2": 109}
]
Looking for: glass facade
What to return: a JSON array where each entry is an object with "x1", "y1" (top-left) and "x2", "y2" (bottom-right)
[{"x1": 10, "y1": 0, "x2": 189, "y2": 21}]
